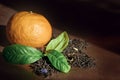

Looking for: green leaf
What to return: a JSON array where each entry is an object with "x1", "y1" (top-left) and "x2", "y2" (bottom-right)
[
  {"x1": 46, "y1": 50, "x2": 71, "y2": 73},
  {"x1": 46, "y1": 31, "x2": 69, "y2": 52},
  {"x1": 2, "y1": 44, "x2": 43, "y2": 64}
]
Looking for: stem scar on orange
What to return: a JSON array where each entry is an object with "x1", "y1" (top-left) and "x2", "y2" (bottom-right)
[{"x1": 6, "y1": 11, "x2": 52, "y2": 48}]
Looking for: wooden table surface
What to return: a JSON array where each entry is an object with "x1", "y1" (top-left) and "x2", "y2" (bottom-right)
[{"x1": 0, "y1": 4, "x2": 120, "y2": 80}]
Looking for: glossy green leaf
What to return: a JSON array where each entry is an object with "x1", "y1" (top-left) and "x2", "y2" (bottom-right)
[
  {"x1": 46, "y1": 50, "x2": 71, "y2": 73},
  {"x1": 46, "y1": 31, "x2": 69, "y2": 52},
  {"x1": 2, "y1": 44, "x2": 43, "y2": 64}
]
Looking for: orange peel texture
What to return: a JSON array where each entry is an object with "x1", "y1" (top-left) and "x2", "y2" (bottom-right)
[{"x1": 6, "y1": 11, "x2": 52, "y2": 48}]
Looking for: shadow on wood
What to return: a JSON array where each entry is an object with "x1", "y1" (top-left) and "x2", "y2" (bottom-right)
[{"x1": 0, "y1": 25, "x2": 10, "y2": 47}]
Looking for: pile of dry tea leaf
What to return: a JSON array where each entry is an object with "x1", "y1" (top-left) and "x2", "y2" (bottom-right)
[
  {"x1": 30, "y1": 56, "x2": 59, "y2": 78},
  {"x1": 30, "y1": 39, "x2": 96, "y2": 78},
  {"x1": 63, "y1": 39, "x2": 96, "y2": 68}
]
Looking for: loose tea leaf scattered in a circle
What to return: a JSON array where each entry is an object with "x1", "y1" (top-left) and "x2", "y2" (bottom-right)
[{"x1": 30, "y1": 39, "x2": 96, "y2": 78}]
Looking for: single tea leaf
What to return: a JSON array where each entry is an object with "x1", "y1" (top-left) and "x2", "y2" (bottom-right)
[
  {"x1": 46, "y1": 50, "x2": 71, "y2": 73},
  {"x1": 46, "y1": 31, "x2": 69, "y2": 52},
  {"x1": 2, "y1": 44, "x2": 43, "y2": 64}
]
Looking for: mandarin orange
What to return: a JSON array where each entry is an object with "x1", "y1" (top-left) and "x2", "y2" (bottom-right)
[{"x1": 6, "y1": 11, "x2": 52, "y2": 48}]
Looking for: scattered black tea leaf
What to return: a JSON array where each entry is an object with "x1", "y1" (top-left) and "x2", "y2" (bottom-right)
[
  {"x1": 30, "y1": 56, "x2": 59, "y2": 78},
  {"x1": 63, "y1": 39, "x2": 96, "y2": 68},
  {"x1": 30, "y1": 39, "x2": 96, "y2": 78}
]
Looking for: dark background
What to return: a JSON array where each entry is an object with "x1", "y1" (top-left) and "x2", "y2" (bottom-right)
[
  {"x1": 0, "y1": 0, "x2": 120, "y2": 53},
  {"x1": 1, "y1": 0, "x2": 120, "y2": 36}
]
